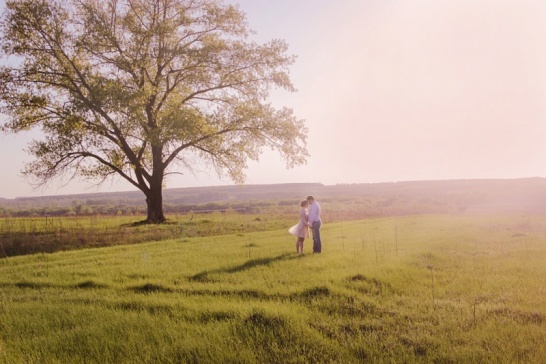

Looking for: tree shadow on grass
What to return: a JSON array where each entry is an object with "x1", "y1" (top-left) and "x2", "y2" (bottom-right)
[{"x1": 189, "y1": 253, "x2": 297, "y2": 282}]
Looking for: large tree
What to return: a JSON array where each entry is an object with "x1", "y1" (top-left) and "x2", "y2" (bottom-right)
[{"x1": 0, "y1": 0, "x2": 308, "y2": 223}]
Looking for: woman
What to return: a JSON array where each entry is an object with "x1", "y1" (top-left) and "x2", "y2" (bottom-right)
[{"x1": 288, "y1": 200, "x2": 310, "y2": 254}]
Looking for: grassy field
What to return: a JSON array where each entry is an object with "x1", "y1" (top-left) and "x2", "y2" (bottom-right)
[
  {"x1": 0, "y1": 213, "x2": 295, "y2": 257},
  {"x1": 0, "y1": 214, "x2": 545, "y2": 363}
]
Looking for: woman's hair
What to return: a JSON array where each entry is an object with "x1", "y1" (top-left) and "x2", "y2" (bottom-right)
[{"x1": 300, "y1": 200, "x2": 308, "y2": 207}]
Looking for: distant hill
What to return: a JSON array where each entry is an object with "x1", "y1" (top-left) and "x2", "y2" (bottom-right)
[
  {"x1": 2, "y1": 178, "x2": 546, "y2": 216},
  {"x1": 0, "y1": 183, "x2": 324, "y2": 208},
  {"x1": 319, "y1": 178, "x2": 546, "y2": 215}
]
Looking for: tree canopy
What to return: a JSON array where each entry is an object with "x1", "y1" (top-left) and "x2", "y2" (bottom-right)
[{"x1": 0, "y1": 0, "x2": 308, "y2": 222}]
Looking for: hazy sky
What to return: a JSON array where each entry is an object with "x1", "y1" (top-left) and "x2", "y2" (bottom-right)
[{"x1": 2, "y1": 0, "x2": 546, "y2": 198}]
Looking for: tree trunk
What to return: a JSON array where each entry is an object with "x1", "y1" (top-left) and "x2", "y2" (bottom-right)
[
  {"x1": 145, "y1": 179, "x2": 166, "y2": 224},
  {"x1": 144, "y1": 142, "x2": 166, "y2": 224}
]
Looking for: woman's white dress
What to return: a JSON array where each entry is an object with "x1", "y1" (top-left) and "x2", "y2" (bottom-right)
[{"x1": 288, "y1": 207, "x2": 310, "y2": 238}]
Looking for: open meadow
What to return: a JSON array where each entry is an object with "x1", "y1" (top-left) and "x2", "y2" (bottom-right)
[
  {"x1": 0, "y1": 213, "x2": 295, "y2": 257},
  {"x1": 0, "y1": 214, "x2": 545, "y2": 363}
]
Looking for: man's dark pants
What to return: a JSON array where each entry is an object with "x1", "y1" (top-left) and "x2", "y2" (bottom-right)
[{"x1": 312, "y1": 220, "x2": 322, "y2": 253}]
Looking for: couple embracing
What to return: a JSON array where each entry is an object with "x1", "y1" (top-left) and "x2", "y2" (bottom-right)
[{"x1": 288, "y1": 195, "x2": 322, "y2": 254}]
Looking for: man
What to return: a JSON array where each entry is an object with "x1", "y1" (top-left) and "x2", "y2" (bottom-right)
[{"x1": 306, "y1": 195, "x2": 322, "y2": 253}]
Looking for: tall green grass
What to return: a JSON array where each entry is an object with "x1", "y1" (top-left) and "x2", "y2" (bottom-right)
[
  {"x1": 0, "y1": 214, "x2": 544, "y2": 363},
  {"x1": 0, "y1": 213, "x2": 293, "y2": 257}
]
